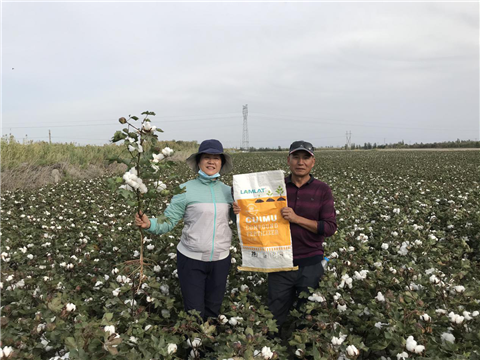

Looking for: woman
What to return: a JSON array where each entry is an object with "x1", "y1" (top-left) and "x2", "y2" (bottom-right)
[{"x1": 135, "y1": 139, "x2": 234, "y2": 321}]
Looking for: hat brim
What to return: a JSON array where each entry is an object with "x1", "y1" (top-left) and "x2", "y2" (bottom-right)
[
  {"x1": 289, "y1": 148, "x2": 315, "y2": 157},
  {"x1": 186, "y1": 152, "x2": 233, "y2": 175}
]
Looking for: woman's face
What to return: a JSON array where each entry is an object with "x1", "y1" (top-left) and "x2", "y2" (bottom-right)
[{"x1": 198, "y1": 153, "x2": 222, "y2": 176}]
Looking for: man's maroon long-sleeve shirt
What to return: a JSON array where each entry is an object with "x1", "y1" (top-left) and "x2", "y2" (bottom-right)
[{"x1": 285, "y1": 175, "x2": 337, "y2": 266}]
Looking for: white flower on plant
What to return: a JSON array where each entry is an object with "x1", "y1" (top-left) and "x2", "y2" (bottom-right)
[
  {"x1": 162, "y1": 147, "x2": 174, "y2": 157},
  {"x1": 441, "y1": 333, "x2": 455, "y2": 343},
  {"x1": 261, "y1": 346, "x2": 274, "y2": 359},
  {"x1": 405, "y1": 336, "x2": 425, "y2": 354},
  {"x1": 375, "y1": 292, "x2": 385, "y2": 302},
  {"x1": 187, "y1": 337, "x2": 202, "y2": 348},
  {"x1": 167, "y1": 343, "x2": 177, "y2": 354},
  {"x1": 396, "y1": 352, "x2": 409, "y2": 360},
  {"x1": 112, "y1": 288, "x2": 121, "y2": 297},
  {"x1": 346, "y1": 344, "x2": 359, "y2": 357},
  {"x1": 66, "y1": 303, "x2": 76, "y2": 312},
  {"x1": 104, "y1": 325, "x2": 116, "y2": 335}
]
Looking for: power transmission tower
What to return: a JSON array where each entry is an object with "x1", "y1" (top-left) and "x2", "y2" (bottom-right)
[
  {"x1": 242, "y1": 104, "x2": 249, "y2": 151},
  {"x1": 346, "y1": 131, "x2": 352, "y2": 150}
]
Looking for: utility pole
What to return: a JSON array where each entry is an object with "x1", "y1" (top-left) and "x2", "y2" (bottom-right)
[
  {"x1": 346, "y1": 131, "x2": 352, "y2": 150},
  {"x1": 242, "y1": 104, "x2": 249, "y2": 151},
  {"x1": 49, "y1": 130, "x2": 52, "y2": 144}
]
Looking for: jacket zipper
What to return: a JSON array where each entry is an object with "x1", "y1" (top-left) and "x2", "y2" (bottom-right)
[{"x1": 209, "y1": 182, "x2": 217, "y2": 261}]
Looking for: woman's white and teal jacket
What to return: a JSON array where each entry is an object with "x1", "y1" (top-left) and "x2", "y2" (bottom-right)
[{"x1": 146, "y1": 176, "x2": 234, "y2": 262}]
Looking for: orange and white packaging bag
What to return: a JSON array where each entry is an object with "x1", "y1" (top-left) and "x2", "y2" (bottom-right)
[{"x1": 233, "y1": 170, "x2": 297, "y2": 272}]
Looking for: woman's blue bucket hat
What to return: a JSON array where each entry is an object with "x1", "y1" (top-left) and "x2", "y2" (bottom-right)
[{"x1": 186, "y1": 139, "x2": 233, "y2": 175}]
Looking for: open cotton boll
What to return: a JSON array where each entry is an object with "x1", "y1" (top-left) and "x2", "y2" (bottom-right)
[
  {"x1": 346, "y1": 344, "x2": 359, "y2": 356},
  {"x1": 441, "y1": 333, "x2": 455, "y2": 343},
  {"x1": 375, "y1": 292, "x2": 385, "y2": 302}
]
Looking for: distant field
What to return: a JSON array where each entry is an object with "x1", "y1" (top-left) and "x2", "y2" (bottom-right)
[{"x1": 1, "y1": 151, "x2": 479, "y2": 359}]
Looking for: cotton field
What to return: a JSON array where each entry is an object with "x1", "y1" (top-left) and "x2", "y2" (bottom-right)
[{"x1": 1, "y1": 150, "x2": 479, "y2": 359}]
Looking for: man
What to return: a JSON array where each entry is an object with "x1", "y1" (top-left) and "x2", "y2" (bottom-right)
[{"x1": 269, "y1": 140, "x2": 337, "y2": 334}]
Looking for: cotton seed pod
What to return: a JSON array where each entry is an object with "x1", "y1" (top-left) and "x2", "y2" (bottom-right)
[
  {"x1": 119, "y1": 117, "x2": 127, "y2": 124},
  {"x1": 305, "y1": 315, "x2": 313, "y2": 321}
]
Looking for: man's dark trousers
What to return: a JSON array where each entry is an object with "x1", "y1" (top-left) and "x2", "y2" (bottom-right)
[
  {"x1": 268, "y1": 261, "x2": 324, "y2": 329},
  {"x1": 177, "y1": 251, "x2": 231, "y2": 321}
]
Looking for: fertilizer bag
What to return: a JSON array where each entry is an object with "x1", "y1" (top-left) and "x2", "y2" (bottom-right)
[{"x1": 233, "y1": 170, "x2": 297, "y2": 272}]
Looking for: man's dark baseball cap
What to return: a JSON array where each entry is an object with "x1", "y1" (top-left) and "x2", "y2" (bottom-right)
[{"x1": 289, "y1": 141, "x2": 315, "y2": 156}]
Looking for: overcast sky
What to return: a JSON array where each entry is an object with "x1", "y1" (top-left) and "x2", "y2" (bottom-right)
[{"x1": 2, "y1": 1, "x2": 479, "y2": 148}]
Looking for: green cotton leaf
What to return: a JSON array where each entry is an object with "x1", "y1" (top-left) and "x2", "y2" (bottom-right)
[
  {"x1": 112, "y1": 131, "x2": 127, "y2": 143},
  {"x1": 47, "y1": 294, "x2": 63, "y2": 313},
  {"x1": 141, "y1": 111, "x2": 156, "y2": 116},
  {"x1": 245, "y1": 327, "x2": 254, "y2": 336},
  {"x1": 104, "y1": 313, "x2": 114, "y2": 322},
  {"x1": 130, "y1": 116, "x2": 139, "y2": 121},
  {"x1": 119, "y1": 189, "x2": 134, "y2": 200},
  {"x1": 312, "y1": 342, "x2": 321, "y2": 360},
  {"x1": 65, "y1": 337, "x2": 77, "y2": 350},
  {"x1": 156, "y1": 128, "x2": 164, "y2": 133},
  {"x1": 266, "y1": 319, "x2": 278, "y2": 333}
]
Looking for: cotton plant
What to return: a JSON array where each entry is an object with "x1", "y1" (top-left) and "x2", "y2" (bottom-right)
[{"x1": 108, "y1": 111, "x2": 182, "y2": 290}]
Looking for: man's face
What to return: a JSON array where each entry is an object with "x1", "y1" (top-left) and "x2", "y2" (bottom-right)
[{"x1": 288, "y1": 151, "x2": 315, "y2": 177}]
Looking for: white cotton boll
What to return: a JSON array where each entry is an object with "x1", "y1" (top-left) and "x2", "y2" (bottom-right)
[
  {"x1": 145, "y1": 325, "x2": 152, "y2": 331},
  {"x1": 112, "y1": 288, "x2": 121, "y2": 297},
  {"x1": 330, "y1": 252, "x2": 339, "y2": 259},
  {"x1": 414, "y1": 345, "x2": 425, "y2": 354},
  {"x1": 128, "y1": 145, "x2": 136, "y2": 152},
  {"x1": 463, "y1": 311, "x2": 472, "y2": 321},
  {"x1": 133, "y1": 250, "x2": 140, "y2": 257},
  {"x1": 167, "y1": 343, "x2": 177, "y2": 354},
  {"x1": 153, "y1": 265, "x2": 161, "y2": 272},
  {"x1": 104, "y1": 325, "x2": 116, "y2": 335},
  {"x1": 295, "y1": 349, "x2": 304, "y2": 357},
  {"x1": 430, "y1": 275, "x2": 440, "y2": 284},
  {"x1": 229, "y1": 317, "x2": 238, "y2": 326},
  {"x1": 381, "y1": 243, "x2": 389, "y2": 250},
  {"x1": 375, "y1": 292, "x2": 385, "y2": 302},
  {"x1": 419, "y1": 314, "x2": 431, "y2": 322},
  {"x1": 143, "y1": 122, "x2": 152, "y2": 131},
  {"x1": 396, "y1": 352, "x2": 409, "y2": 359},
  {"x1": 346, "y1": 344, "x2": 359, "y2": 356},
  {"x1": 337, "y1": 304, "x2": 347, "y2": 312},
  {"x1": 2, "y1": 346, "x2": 14, "y2": 358},
  {"x1": 146, "y1": 244, "x2": 155, "y2": 250},
  {"x1": 66, "y1": 303, "x2": 76, "y2": 312},
  {"x1": 393, "y1": 208, "x2": 400, "y2": 214},
  {"x1": 137, "y1": 144, "x2": 143, "y2": 153},
  {"x1": 218, "y1": 315, "x2": 228, "y2": 324},
  {"x1": 441, "y1": 333, "x2": 455, "y2": 343},
  {"x1": 162, "y1": 147, "x2": 174, "y2": 156},
  {"x1": 261, "y1": 346, "x2": 274, "y2": 359},
  {"x1": 454, "y1": 285, "x2": 465, "y2": 293},
  {"x1": 152, "y1": 153, "x2": 165, "y2": 163},
  {"x1": 405, "y1": 336, "x2": 417, "y2": 352},
  {"x1": 436, "y1": 309, "x2": 447, "y2": 315},
  {"x1": 334, "y1": 293, "x2": 342, "y2": 301},
  {"x1": 391, "y1": 231, "x2": 398, "y2": 237},
  {"x1": 187, "y1": 337, "x2": 202, "y2": 348},
  {"x1": 331, "y1": 333, "x2": 347, "y2": 346},
  {"x1": 154, "y1": 181, "x2": 167, "y2": 192},
  {"x1": 146, "y1": 296, "x2": 154, "y2": 303},
  {"x1": 472, "y1": 311, "x2": 479, "y2": 317}
]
